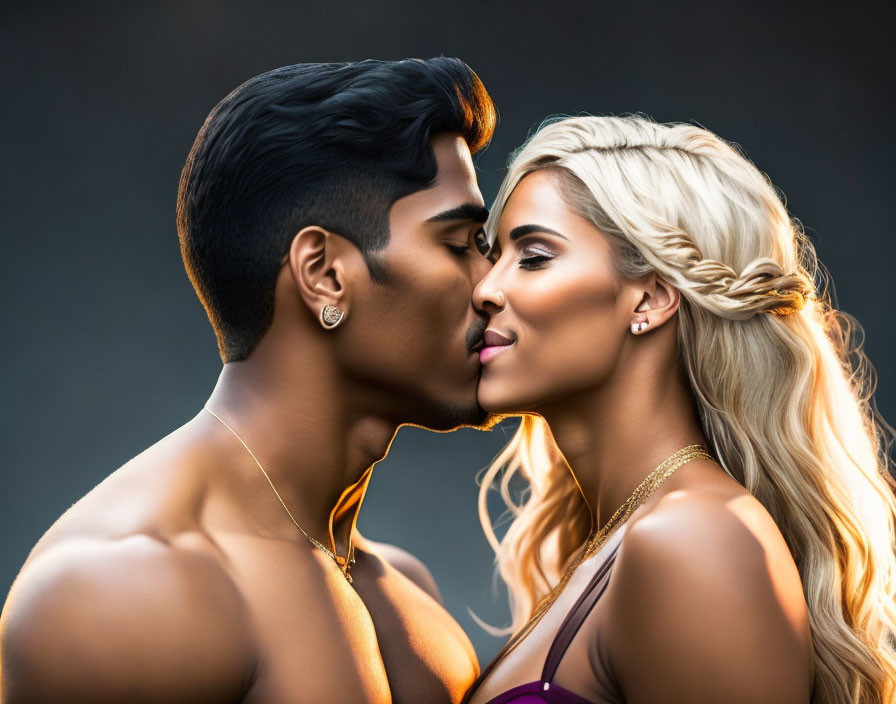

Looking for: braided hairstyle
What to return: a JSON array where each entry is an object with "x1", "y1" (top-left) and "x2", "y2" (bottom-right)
[{"x1": 477, "y1": 115, "x2": 896, "y2": 704}]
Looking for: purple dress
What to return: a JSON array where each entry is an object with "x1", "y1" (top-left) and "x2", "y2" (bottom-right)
[{"x1": 463, "y1": 540, "x2": 623, "y2": 704}]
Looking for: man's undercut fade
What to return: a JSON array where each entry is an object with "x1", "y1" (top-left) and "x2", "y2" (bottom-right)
[{"x1": 177, "y1": 57, "x2": 497, "y2": 362}]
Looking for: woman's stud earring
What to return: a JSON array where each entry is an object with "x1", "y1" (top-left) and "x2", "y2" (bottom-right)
[
  {"x1": 631, "y1": 320, "x2": 649, "y2": 334},
  {"x1": 320, "y1": 304, "x2": 346, "y2": 329}
]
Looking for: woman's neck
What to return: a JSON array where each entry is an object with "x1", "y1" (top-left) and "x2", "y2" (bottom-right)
[{"x1": 538, "y1": 354, "x2": 707, "y2": 530}]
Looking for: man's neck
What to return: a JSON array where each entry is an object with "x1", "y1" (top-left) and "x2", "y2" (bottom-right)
[{"x1": 202, "y1": 355, "x2": 397, "y2": 557}]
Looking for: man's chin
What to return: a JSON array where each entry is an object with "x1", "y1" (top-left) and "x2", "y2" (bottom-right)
[{"x1": 408, "y1": 400, "x2": 503, "y2": 433}]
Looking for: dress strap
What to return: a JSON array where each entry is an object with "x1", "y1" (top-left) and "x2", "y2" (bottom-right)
[{"x1": 541, "y1": 540, "x2": 622, "y2": 683}]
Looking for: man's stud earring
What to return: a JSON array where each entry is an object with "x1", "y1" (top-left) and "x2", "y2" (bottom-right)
[
  {"x1": 320, "y1": 304, "x2": 346, "y2": 329},
  {"x1": 631, "y1": 320, "x2": 649, "y2": 334}
]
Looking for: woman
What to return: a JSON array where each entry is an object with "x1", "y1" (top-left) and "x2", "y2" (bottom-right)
[{"x1": 463, "y1": 115, "x2": 896, "y2": 704}]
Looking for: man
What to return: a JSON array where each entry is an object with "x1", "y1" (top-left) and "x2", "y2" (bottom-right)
[{"x1": 0, "y1": 58, "x2": 497, "y2": 703}]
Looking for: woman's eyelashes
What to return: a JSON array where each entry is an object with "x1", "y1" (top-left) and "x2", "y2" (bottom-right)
[{"x1": 518, "y1": 245, "x2": 556, "y2": 269}]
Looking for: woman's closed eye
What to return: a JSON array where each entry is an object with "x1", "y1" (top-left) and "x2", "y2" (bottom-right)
[{"x1": 519, "y1": 245, "x2": 555, "y2": 269}]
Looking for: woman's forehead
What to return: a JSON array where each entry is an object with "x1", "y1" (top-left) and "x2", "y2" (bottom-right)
[{"x1": 490, "y1": 171, "x2": 574, "y2": 238}]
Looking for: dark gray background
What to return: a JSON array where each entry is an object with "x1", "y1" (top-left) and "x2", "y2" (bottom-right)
[{"x1": 2, "y1": 0, "x2": 894, "y2": 664}]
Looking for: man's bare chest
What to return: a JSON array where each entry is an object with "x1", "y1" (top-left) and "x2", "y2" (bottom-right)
[{"x1": 219, "y1": 536, "x2": 477, "y2": 703}]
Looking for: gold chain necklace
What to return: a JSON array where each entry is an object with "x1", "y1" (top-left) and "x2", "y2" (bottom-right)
[
  {"x1": 203, "y1": 406, "x2": 356, "y2": 583},
  {"x1": 502, "y1": 443, "x2": 714, "y2": 659}
]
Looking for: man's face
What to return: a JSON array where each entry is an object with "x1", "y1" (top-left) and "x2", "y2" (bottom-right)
[{"x1": 340, "y1": 133, "x2": 493, "y2": 430}]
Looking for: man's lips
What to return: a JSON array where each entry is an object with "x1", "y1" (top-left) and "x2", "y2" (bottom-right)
[
  {"x1": 467, "y1": 317, "x2": 488, "y2": 354},
  {"x1": 480, "y1": 329, "x2": 515, "y2": 364}
]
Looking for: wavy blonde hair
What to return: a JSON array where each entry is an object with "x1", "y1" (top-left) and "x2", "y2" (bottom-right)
[{"x1": 477, "y1": 115, "x2": 896, "y2": 704}]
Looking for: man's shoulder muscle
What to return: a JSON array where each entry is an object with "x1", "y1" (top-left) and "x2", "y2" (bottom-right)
[
  {"x1": 1, "y1": 535, "x2": 257, "y2": 704},
  {"x1": 360, "y1": 538, "x2": 443, "y2": 603}
]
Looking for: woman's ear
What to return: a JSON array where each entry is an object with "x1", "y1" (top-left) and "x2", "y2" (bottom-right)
[
  {"x1": 632, "y1": 273, "x2": 680, "y2": 328},
  {"x1": 285, "y1": 226, "x2": 355, "y2": 322}
]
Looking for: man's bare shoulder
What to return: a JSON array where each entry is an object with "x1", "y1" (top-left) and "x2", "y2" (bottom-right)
[
  {"x1": 21, "y1": 424, "x2": 206, "y2": 559},
  {"x1": 1, "y1": 534, "x2": 258, "y2": 704},
  {"x1": 356, "y1": 536, "x2": 443, "y2": 603}
]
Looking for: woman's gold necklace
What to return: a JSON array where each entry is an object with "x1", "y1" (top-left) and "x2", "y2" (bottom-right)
[
  {"x1": 203, "y1": 406, "x2": 356, "y2": 583},
  {"x1": 501, "y1": 443, "x2": 714, "y2": 659}
]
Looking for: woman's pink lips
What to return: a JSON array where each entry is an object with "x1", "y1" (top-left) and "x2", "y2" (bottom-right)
[{"x1": 480, "y1": 343, "x2": 513, "y2": 364}]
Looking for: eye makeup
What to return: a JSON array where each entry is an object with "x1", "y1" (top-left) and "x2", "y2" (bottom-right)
[
  {"x1": 518, "y1": 243, "x2": 555, "y2": 270},
  {"x1": 489, "y1": 223, "x2": 566, "y2": 267}
]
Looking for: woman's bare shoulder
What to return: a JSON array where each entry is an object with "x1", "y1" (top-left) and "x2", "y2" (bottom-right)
[
  {"x1": 620, "y1": 457, "x2": 785, "y2": 555},
  {"x1": 597, "y1": 462, "x2": 813, "y2": 703}
]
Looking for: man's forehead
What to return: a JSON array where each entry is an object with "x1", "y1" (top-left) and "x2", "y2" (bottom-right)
[
  {"x1": 426, "y1": 133, "x2": 483, "y2": 208},
  {"x1": 431, "y1": 132, "x2": 477, "y2": 178},
  {"x1": 391, "y1": 134, "x2": 486, "y2": 225}
]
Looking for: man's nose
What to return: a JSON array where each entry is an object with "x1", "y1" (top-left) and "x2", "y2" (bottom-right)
[{"x1": 471, "y1": 251, "x2": 492, "y2": 287}]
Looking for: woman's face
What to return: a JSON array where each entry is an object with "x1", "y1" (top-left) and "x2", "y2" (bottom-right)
[{"x1": 473, "y1": 169, "x2": 638, "y2": 413}]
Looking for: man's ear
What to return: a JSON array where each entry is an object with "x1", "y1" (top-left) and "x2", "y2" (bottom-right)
[
  {"x1": 632, "y1": 272, "x2": 680, "y2": 327},
  {"x1": 285, "y1": 226, "x2": 358, "y2": 321}
]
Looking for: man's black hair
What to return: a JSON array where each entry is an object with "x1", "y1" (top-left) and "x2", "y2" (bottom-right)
[{"x1": 177, "y1": 57, "x2": 497, "y2": 362}]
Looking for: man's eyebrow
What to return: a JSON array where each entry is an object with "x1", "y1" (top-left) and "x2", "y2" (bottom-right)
[
  {"x1": 426, "y1": 204, "x2": 490, "y2": 224},
  {"x1": 509, "y1": 224, "x2": 569, "y2": 241}
]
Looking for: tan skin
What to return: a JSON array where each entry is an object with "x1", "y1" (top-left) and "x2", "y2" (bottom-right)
[
  {"x1": 0, "y1": 133, "x2": 494, "y2": 704},
  {"x1": 467, "y1": 169, "x2": 814, "y2": 704}
]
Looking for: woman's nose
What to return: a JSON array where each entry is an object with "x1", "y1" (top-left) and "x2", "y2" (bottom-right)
[{"x1": 473, "y1": 266, "x2": 507, "y2": 312}]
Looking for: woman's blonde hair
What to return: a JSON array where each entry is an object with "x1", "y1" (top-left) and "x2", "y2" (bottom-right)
[{"x1": 477, "y1": 115, "x2": 896, "y2": 704}]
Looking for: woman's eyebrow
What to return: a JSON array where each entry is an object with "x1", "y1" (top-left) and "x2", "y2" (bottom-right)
[{"x1": 508, "y1": 224, "x2": 568, "y2": 241}]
